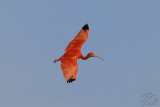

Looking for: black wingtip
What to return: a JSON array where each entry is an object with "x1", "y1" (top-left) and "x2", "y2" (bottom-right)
[
  {"x1": 82, "y1": 24, "x2": 89, "y2": 30},
  {"x1": 67, "y1": 79, "x2": 76, "y2": 83}
]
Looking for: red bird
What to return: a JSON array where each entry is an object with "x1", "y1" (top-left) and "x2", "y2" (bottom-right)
[{"x1": 54, "y1": 24, "x2": 104, "y2": 83}]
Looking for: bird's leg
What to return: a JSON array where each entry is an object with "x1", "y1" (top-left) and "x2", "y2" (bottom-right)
[{"x1": 53, "y1": 58, "x2": 61, "y2": 63}]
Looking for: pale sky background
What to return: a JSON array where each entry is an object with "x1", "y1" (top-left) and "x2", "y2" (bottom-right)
[{"x1": 0, "y1": 0, "x2": 160, "y2": 107}]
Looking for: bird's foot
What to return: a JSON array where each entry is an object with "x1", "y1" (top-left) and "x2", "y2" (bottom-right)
[{"x1": 53, "y1": 59, "x2": 58, "y2": 63}]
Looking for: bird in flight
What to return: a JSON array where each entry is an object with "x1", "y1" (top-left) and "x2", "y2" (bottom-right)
[{"x1": 54, "y1": 24, "x2": 104, "y2": 83}]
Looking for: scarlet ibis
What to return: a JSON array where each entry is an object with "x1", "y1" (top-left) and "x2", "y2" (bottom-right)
[{"x1": 54, "y1": 24, "x2": 104, "y2": 83}]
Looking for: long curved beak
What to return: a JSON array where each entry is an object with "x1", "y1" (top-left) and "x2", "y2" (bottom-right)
[{"x1": 95, "y1": 55, "x2": 104, "y2": 61}]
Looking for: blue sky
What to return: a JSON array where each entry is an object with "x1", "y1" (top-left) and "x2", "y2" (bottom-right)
[{"x1": 0, "y1": 0, "x2": 160, "y2": 107}]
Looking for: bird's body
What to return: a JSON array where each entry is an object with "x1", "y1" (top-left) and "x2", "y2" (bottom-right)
[{"x1": 54, "y1": 24, "x2": 104, "y2": 83}]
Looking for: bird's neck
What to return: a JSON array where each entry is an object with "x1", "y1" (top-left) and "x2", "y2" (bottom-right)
[{"x1": 79, "y1": 54, "x2": 91, "y2": 60}]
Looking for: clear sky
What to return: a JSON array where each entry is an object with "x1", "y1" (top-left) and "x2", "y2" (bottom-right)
[{"x1": 0, "y1": 0, "x2": 160, "y2": 107}]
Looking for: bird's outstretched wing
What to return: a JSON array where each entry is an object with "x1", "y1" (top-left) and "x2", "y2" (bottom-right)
[
  {"x1": 61, "y1": 54, "x2": 78, "y2": 83},
  {"x1": 65, "y1": 24, "x2": 89, "y2": 53}
]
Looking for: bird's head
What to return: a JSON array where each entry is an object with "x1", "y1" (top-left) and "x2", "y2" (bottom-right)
[{"x1": 87, "y1": 52, "x2": 104, "y2": 61}]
